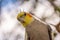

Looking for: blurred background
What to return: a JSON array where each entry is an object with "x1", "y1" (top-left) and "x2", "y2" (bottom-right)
[{"x1": 0, "y1": 0, "x2": 60, "y2": 40}]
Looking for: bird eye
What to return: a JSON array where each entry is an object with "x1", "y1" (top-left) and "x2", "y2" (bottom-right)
[
  {"x1": 24, "y1": 12, "x2": 26, "y2": 16},
  {"x1": 20, "y1": 13, "x2": 26, "y2": 18}
]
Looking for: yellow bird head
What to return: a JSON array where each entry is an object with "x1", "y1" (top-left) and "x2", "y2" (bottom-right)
[{"x1": 17, "y1": 12, "x2": 34, "y2": 27}]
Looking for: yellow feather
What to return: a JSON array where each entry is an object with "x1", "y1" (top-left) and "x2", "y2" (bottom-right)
[{"x1": 17, "y1": 12, "x2": 34, "y2": 27}]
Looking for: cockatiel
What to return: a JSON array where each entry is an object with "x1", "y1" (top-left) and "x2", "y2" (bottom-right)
[{"x1": 17, "y1": 11, "x2": 53, "y2": 40}]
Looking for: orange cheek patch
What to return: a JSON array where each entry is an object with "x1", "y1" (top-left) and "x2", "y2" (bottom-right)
[{"x1": 27, "y1": 14, "x2": 32, "y2": 18}]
